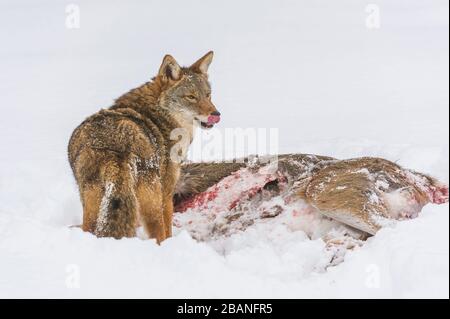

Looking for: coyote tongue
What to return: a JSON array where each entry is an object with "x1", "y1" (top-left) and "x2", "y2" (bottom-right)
[{"x1": 207, "y1": 114, "x2": 220, "y2": 125}]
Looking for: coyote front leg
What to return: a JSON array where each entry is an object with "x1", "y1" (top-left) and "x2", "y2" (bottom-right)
[{"x1": 162, "y1": 194, "x2": 174, "y2": 238}]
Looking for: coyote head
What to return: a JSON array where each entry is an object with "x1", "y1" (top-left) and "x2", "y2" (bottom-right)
[{"x1": 157, "y1": 51, "x2": 220, "y2": 129}]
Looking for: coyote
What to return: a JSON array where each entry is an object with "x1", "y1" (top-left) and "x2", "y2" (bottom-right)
[{"x1": 68, "y1": 52, "x2": 220, "y2": 242}]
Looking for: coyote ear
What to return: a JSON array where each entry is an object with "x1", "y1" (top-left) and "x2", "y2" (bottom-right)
[
  {"x1": 158, "y1": 55, "x2": 182, "y2": 81},
  {"x1": 190, "y1": 51, "x2": 214, "y2": 74}
]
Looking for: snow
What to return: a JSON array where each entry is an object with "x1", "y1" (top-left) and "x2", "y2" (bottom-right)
[{"x1": 0, "y1": 0, "x2": 448, "y2": 298}]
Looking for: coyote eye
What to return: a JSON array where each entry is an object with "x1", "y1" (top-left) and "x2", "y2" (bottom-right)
[
  {"x1": 185, "y1": 94, "x2": 197, "y2": 102},
  {"x1": 206, "y1": 92, "x2": 211, "y2": 99}
]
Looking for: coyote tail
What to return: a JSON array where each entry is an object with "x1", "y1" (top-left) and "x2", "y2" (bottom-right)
[{"x1": 95, "y1": 160, "x2": 137, "y2": 239}]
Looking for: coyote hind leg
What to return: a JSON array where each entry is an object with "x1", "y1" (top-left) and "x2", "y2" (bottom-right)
[
  {"x1": 80, "y1": 184, "x2": 103, "y2": 233},
  {"x1": 136, "y1": 181, "x2": 166, "y2": 244}
]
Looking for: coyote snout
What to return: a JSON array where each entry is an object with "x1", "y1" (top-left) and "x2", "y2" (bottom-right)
[
  {"x1": 198, "y1": 110, "x2": 221, "y2": 129},
  {"x1": 191, "y1": 94, "x2": 221, "y2": 129}
]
